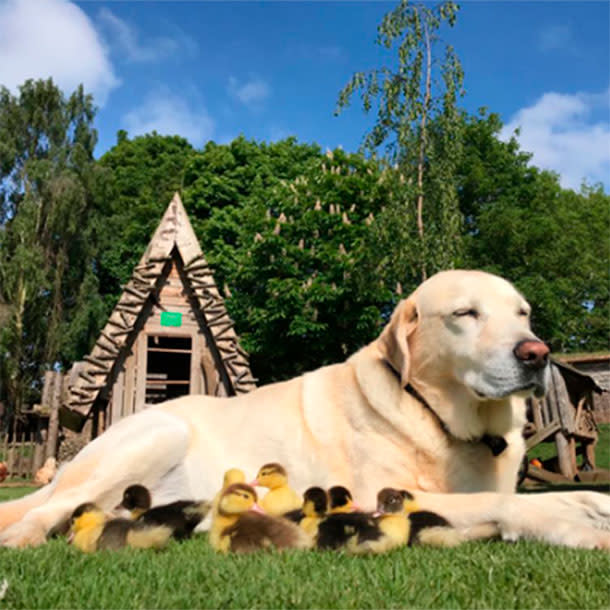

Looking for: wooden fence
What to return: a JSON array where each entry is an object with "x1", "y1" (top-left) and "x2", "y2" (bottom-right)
[{"x1": 1, "y1": 371, "x2": 62, "y2": 479}]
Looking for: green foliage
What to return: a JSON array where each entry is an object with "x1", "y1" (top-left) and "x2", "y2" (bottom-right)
[
  {"x1": 97, "y1": 131, "x2": 197, "y2": 294},
  {"x1": 0, "y1": 79, "x2": 109, "y2": 414},
  {"x1": 0, "y1": 532, "x2": 607, "y2": 609},
  {"x1": 183, "y1": 141, "x2": 396, "y2": 382},
  {"x1": 459, "y1": 111, "x2": 610, "y2": 352},
  {"x1": 336, "y1": 0, "x2": 464, "y2": 280}
]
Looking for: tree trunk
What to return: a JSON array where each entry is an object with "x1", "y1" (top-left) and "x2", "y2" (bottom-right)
[{"x1": 416, "y1": 16, "x2": 432, "y2": 282}]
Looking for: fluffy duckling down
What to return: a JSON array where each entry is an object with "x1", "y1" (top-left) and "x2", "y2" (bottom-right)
[
  {"x1": 282, "y1": 487, "x2": 328, "y2": 530},
  {"x1": 118, "y1": 485, "x2": 211, "y2": 540},
  {"x1": 211, "y1": 468, "x2": 246, "y2": 517},
  {"x1": 347, "y1": 488, "x2": 462, "y2": 554},
  {"x1": 250, "y1": 463, "x2": 301, "y2": 516},
  {"x1": 210, "y1": 483, "x2": 311, "y2": 553},
  {"x1": 327, "y1": 486, "x2": 359, "y2": 514},
  {"x1": 69, "y1": 503, "x2": 172, "y2": 552}
]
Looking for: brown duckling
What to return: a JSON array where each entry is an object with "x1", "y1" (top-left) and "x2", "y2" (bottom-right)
[
  {"x1": 250, "y1": 463, "x2": 302, "y2": 516},
  {"x1": 210, "y1": 483, "x2": 311, "y2": 553},
  {"x1": 118, "y1": 485, "x2": 211, "y2": 540},
  {"x1": 69, "y1": 502, "x2": 172, "y2": 552}
]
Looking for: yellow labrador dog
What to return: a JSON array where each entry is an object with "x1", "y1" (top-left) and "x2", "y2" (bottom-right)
[{"x1": 0, "y1": 270, "x2": 608, "y2": 548}]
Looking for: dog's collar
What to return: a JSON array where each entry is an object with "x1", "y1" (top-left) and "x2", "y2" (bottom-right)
[{"x1": 383, "y1": 361, "x2": 508, "y2": 457}]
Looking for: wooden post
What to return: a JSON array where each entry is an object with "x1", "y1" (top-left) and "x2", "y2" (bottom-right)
[
  {"x1": 555, "y1": 430, "x2": 577, "y2": 479},
  {"x1": 32, "y1": 417, "x2": 45, "y2": 476},
  {"x1": 46, "y1": 372, "x2": 61, "y2": 461}
]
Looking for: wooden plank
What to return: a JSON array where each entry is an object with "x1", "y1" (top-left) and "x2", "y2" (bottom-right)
[
  {"x1": 554, "y1": 429, "x2": 577, "y2": 479},
  {"x1": 525, "y1": 420, "x2": 561, "y2": 450},
  {"x1": 526, "y1": 465, "x2": 573, "y2": 484},
  {"x1": 45, "y1": 372, "x2": 61, "y2": 461},
  {"x1": 32, "y1": 425, "x2": 46, "y2": 475},
  {"x1": 531, "y1": 398, "x2": 543, "y2": 431},
  {"x1": 123, "y1": 349, "x2": 136, "y2": 418},
  {"x1": 41, "y1": 371, "x2": 54, "y2": 408},
  {"x1": 110, "y1": 366, "x2": 125, "y2": 426},
  {"x1": 552, "y1": 366, "x2": 575, "y2": 433},
  {"x1": 134, "y1": 333, "x2": 147, "y2": 412},
  {"x1": 31, "y1": 417, "x2": 45, "y2": 476}
]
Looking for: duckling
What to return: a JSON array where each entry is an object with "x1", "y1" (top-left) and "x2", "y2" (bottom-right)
[
  {"x1": 69, "y1": 502, "x2": 172, "y2": 552},
  {"x1": 366, "y1": 487, "x2": 462, "y2": 550},
  {"x1": 282, "y1": 487, "x2": 328, "y2": 534},
  {"x1": 210, "y1": 483, "x2": 311, "y2": 553},
  {"x1": 118, "y1": 485, "x2": 211, "y2": 540},
  {"x1": 327, "y1": 486, "x2": 359, "y2": 513},
  {"x1": 211, "y1": 468, "x2": 246, "y2": 517},
  {"x1": 315, "y1": 486, "x2": 376, "y2": 550},
  {"x1": 250, "y1": 463, "x2": 301, "y2": 516}
]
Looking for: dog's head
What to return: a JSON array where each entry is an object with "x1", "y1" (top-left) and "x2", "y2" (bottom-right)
[{"x1": 378, "y1": 270, "x2": 550, "y2": 402}]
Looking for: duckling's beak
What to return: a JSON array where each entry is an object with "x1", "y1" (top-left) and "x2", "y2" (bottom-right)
[
  {"x1": 67, "y1": 531, "x2": 74, "y2": 545},
  {"x1": 372, "y1": 511, "x2": 382, "y2": 518},
  {"x1": 250, "y1": 503, "x2": 265, "y2": 514},
  {"x1": 248, "y1": 479, "x2": 259, "y2": 487},
  {"x1": 351, "y1": 502, "x2": 362, "y2": 512}
]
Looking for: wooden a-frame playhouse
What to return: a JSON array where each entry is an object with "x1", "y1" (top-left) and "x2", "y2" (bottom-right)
[{"x1": 59, "y1": 193, "x2": 256, "y2": 435}]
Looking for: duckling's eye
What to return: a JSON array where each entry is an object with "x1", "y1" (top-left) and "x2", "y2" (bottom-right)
[{"x1": 452, "y1": 308, "x2": 478, "y2": 318}]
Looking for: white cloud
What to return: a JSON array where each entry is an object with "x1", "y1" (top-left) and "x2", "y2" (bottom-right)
[
  {"x1": 228, "y1": 76, "x2": 270, "y2": 107},
  {"x1": 500, "y1": 89, "x2": 610, "y2": 190},
  {"x1": 538, "y1": 24, "x2": 574, "y2": 52},
  {"x1": 0, "y1": 0, "x2": 119, "y2": 105},
  {"x1": 97, "y1": 9, "x2": 197, "y2": 63},
  {"x1": 123, "y1": 89, "x2": 214, "y2": 146}
]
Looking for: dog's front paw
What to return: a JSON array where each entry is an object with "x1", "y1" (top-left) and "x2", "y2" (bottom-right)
[{"x1": 0, "y1": 519, "x2": 47, "y2": 548}]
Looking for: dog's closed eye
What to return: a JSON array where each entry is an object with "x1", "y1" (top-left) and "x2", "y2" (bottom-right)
[{"x1": 452, "y1": 308, "x2": 479, "y2": 318}]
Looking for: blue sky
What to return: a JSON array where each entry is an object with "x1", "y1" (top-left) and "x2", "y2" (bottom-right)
[{"x1": 1, "y1": 0, "x2": 608, "y2": 189}]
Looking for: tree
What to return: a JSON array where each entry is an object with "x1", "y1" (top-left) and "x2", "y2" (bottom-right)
[
  {"x1": 0, "y1": 79, "x2": 108, "y2": 415},
  {"x1": 184, "y1": 145, "x2": 397, "y2": 383},
  {"x1": 336, "y1": 0, "x2": 465, "y2": 281},
  {"x1": 458, "y1": 111, "x2": 609, "y2": 352},
  {"x1": 97, "y1": 132, "x2": 197, "y2": 295}
]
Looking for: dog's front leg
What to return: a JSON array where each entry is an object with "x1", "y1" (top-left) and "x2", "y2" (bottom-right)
[{"x1": 412, "y1": 490, "x2": 610, "y2": 549}]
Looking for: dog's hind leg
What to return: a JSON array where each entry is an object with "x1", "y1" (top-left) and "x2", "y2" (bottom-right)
[
  {"x1": 0, "y1": 484, "x2": 55, "y2": 531},
  {"x1": 0, "y1": 409, "x2": 191, "y2": 547}
]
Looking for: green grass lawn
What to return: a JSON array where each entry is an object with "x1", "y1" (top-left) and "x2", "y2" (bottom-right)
[
  {"x1": 0, "y1": 447, "x2": 609, "y2": 610},
  {"x1": 0, "y1": 534, "x2": 607, "y2": 609}
]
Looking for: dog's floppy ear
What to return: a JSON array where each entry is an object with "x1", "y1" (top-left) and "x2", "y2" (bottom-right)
[{"x1": 377, "y1": 298, "x2": 418, "y2": 388}]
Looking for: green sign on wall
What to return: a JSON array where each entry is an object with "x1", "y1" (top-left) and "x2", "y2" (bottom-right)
[{"x1": 160, "y1": 311, "x2": 183, "y2": 327}]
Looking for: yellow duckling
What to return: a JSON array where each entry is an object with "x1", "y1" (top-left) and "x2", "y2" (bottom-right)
[
  {"x1": 210, "y1": 483, "x2": 311, "y2": 553},
  {"x1": 68, "y1": 502, "x2": 172, "y2": 552},
  {"x1": 211, "y1": 468, "x2": 246, "y2": 517},
  {"x1": 250, "y1": 463, "x2": 301, "y2": 516},
  {"x1": 298, "y1": 487, "x2": 328, "y2": 538},
  {"x1": 347, "y1": 488, "x2": 460, "y2": 554}
]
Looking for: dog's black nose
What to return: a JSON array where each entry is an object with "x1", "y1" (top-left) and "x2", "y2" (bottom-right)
[{"x1": 513, "y1": 340, "x2": 550, "y2": 370}]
